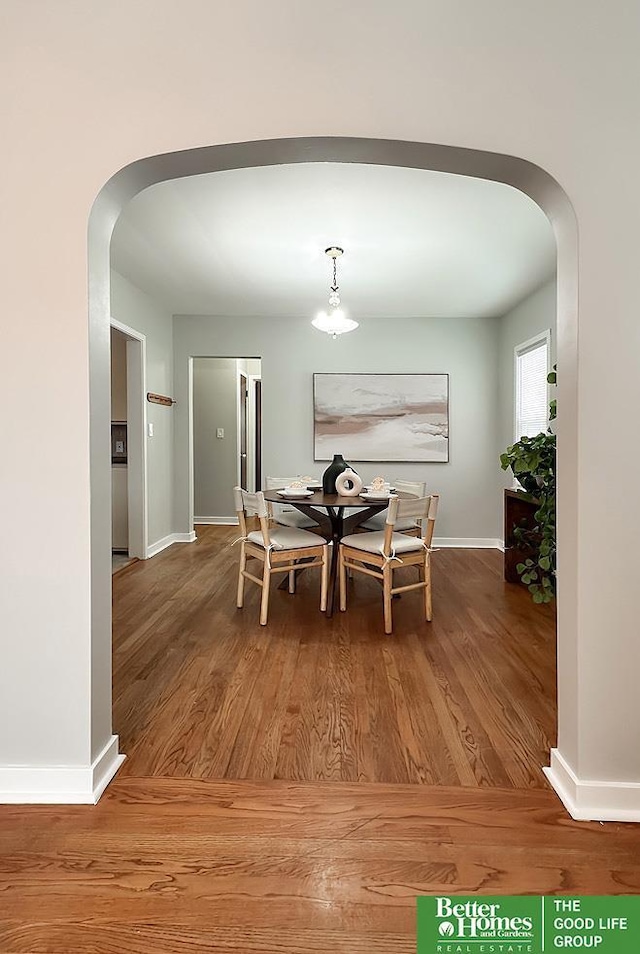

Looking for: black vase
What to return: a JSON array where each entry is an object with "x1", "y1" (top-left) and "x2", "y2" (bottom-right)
[{"x1": 322, "y1": 454, "x2": 350, "y2": 494}]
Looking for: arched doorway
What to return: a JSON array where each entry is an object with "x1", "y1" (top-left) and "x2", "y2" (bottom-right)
[{"x1": 89, "y1": 137, "x2": 577, "y2": 807}]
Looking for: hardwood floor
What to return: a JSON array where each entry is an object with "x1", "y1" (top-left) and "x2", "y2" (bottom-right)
[
  {"x1": 113, "y1": 525, "x2": 556, "y2": 787},
  {"x1": 2, "y1": 778, "x2": 640, "y2": 953},
  {"x1": 3, "y1": 531, "x2": 639, "y2": 953}
]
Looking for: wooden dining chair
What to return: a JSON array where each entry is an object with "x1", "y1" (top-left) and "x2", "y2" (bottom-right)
[
  {"x1": 234, "y1": 487, "x2": 330, "y2": 625},
  {"x1": 359, "y1": 479, "x2": 427, "y2": 535},
  {"x1": 339, "y1": 494, "x2": 439, "y2": 634},
  {"x1": 264, "y1": 476, "x2": 320, "y2": 530}
]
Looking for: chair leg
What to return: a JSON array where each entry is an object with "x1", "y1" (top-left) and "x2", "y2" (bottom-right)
[
  {"x1": 320, "y1": 545, "x2": 329, "y2": 612},
  {"x1": 383, "y1": 564, "x2": 393, "y2": 634},
  {"x1": 260, "y1": 559, "x2": 271, "y2": 625},
  {"x1": 424, "y1": 556, "x2": 433, "y2": 622},
  {"x1": 237, "y1": 544, "x2": 247, "y2": 608},
  {"x1": 339, "y1": 548, "x2": 347, "y2": 612},
  {"x1": 288, "y1": 568, "x2": 296, "y2": 594}
]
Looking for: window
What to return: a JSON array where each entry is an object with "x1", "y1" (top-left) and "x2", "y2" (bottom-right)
[{"x1": 515, "y1": 332, "x2": 550, "y2": 440}]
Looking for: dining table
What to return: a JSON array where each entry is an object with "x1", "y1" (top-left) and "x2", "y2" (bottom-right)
[{"x1": 263, "y1": 487, "x2": 412, "y2": 617}]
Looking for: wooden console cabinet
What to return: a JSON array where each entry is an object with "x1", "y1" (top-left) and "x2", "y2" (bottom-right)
[{"x1": 504, "y1": 488, "x2": 540, "y2": 584}]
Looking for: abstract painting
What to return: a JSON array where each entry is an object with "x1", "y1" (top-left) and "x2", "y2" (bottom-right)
[{"x1": 313, "y1": 373, "x2": 449, "y2": 462}]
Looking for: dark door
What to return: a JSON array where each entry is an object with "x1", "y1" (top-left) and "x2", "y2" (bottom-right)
[
  {"x1": 239, "y1": 374, "x2": 248, "y2": 488},
  {"x1": 254, "y1": 378, "x2": 262, "y2": 491}
]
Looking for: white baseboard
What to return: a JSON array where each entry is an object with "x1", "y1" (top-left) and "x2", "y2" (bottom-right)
[
  {"x1": 146, "y1": 530, "x2": 197, "y2": 558},
  {"x1": 433, "y1": 537, "x2": 503, "y2": 549},
  {"x1": 0, "y1": 734, "x2": 125, "y2": 804},
  {"x1": 544, "y1": 748, "x2": 640, "y2": 822},
  {"x1": 173, "y1": 530, "x2": 197, "y2": 544},
  {"x1": 148, "y1": 532, "x2": 501, "y2": 551},
  {"x1": 146, "y1": 533, "x2": 175, "y2": 557},
  {"x1": 189, "y1": 528, "x2": 501, "y2": 545},
  {"x1": 194, "y1": 516, "x2": 239, "y2": 525}
]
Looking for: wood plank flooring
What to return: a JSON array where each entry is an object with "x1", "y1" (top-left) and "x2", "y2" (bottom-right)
[
  {"x1": 3, "y1": 533, "x2": 639, "y2": 954},
  {"x1": 113, "y1": 525, "x2": 556, "y2": 787},
  {"x1": 2, "y1": 777, "x2": 640, "y2": 953}
]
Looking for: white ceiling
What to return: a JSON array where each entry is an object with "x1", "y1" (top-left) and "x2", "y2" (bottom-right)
[{"x1": 111, "y1": 162, "x2": 556, "y2": 319}]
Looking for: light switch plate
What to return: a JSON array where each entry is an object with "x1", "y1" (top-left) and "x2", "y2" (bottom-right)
[
  {"x1": 148, "y1": 422, "x2": 154, "y2": 437},
  {"x1": 216, "y1": 427, "x2": 224, "y2": 439}
]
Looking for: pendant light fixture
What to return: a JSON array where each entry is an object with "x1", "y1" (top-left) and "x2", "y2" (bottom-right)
[{"x1": 312, "y1": 246, "x2": 359, "y2": 338}]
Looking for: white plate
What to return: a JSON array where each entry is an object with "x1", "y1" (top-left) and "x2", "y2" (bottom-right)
[
  {"x1": 278, "y1": 489, "x2": 314, "y2": 498},
  {"x1": 360, "y1": 492, "x2": 397, "y2": 501}
]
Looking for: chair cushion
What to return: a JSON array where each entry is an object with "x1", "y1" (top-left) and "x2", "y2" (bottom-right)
[
  {"x1": 247, "y1": 527, "x2": 326, "y2": 550},
  {"x1": 340, "y1": 530, "x2": 425, "y2": 555},
  {"x1": 359, "y1": 512, "x2": 419, "y2": 532}
]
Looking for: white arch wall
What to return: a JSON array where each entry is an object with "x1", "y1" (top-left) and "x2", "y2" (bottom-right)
[{"x1": 1, "y1": 2, "x2": 639, "y2": 816}]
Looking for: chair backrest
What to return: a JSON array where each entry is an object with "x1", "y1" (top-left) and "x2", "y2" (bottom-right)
[
  {"x1": 265, "y1": 476, "x2": 319, "y2": 491},
  {"x1": 385, "y1": 494, "x2": 439, "y2": 552},
  {"x1": 233, "y1": 486, "x2": 270, "y2": 545},
  {"x1": 265, "y1": 477, "x2": 291, "y2": 515},
  {"x1": 393, "y1": 479, "x2": 427, "y2": 497},
  {"x1": 265, "y1": 476, "x2": 295, "y2": 490}
]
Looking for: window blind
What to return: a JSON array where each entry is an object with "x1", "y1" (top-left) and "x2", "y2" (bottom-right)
[{"x1": 515, "y1": 338, "x2": 549, "y2": 440}]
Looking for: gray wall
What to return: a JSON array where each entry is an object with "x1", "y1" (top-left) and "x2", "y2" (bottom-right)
[
  {"x1": 174, "y1": 316, "x2": 502, "y2": 541},
  {"x1": 193, "y1": 358, "x2": 239, "y2": 518},
  {"x1": 110, "y1": 270, "x2": 175, "y2": 547},
  {"x1": 498, "y1": 280, "x2": 557, "y2": 483}
]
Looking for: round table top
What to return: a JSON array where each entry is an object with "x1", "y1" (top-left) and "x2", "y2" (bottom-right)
[{"x1": 263, "y1": 488, "x2": 412, "y2": 508}]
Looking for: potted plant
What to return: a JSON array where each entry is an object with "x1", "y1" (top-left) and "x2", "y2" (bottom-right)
[{"x1": 500, "y1": 369, "x2": 556, "y2": 604}]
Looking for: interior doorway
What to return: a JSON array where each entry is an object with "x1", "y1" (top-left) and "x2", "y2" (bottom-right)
[
  {"x1": 192, "y1": 357, "x2": 262, "y2": 524},
  {"x1": 91, "y1": 136, "x2": 577, "y2": 813},
  {"x1": 110, "y1": 327, "x2": 129, "y2": 571},
  {"x1": 110, "y1": 319, "x2": 147, "y2": 564}
]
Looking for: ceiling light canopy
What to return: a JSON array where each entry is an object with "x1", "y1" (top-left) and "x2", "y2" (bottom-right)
[{"x1": 312, "y1": 246, "x2": 358, "y2": 338}]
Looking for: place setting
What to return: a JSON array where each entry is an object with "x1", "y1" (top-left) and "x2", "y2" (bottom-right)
[
  {"x1": 359, "y1": 475, "x2": 397, "y2": 501},
  {"x1": 277, "y1": 477, "x2": 320, "y2": 498}
]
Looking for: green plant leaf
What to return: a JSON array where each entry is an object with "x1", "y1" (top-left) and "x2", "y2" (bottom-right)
[{"x1": 500, "y1": 367, "x2": 557, "y2": 606}]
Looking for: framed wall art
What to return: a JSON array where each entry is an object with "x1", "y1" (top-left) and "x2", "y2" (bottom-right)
[{"x1": 313, "y1": 373, "x2": 449, "y2": 462}]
